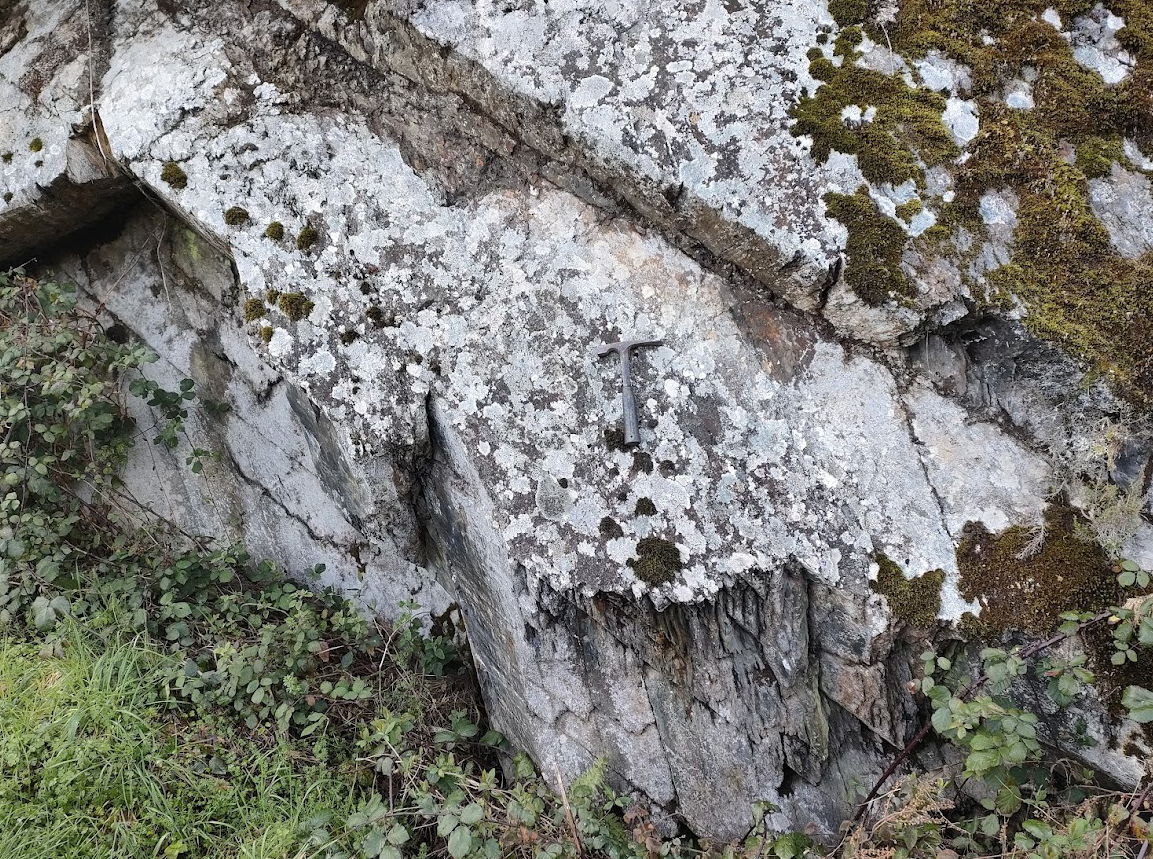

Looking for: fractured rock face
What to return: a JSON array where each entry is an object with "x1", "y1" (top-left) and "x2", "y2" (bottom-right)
[{"x1": 4, "y1": 0, "x2": 1151, "y2": 841}]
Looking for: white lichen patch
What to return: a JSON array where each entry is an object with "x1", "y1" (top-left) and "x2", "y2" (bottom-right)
[
  {"x1": 1088, "y1": 165, "x2": 1153, "y2": 259},
  {"x1": 1068, "y1": 4, "x2": 1135, "y2": 84},
  {"x1": 99, "y1": 0, "x2": 999, "y2": 618},
  {"x1": 942, "y1": 97, "x2": 979, "y2": 146}
]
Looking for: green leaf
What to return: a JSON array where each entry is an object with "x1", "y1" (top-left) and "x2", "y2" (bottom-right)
[
  {"x1": 386, "y1": 824, "x2": 410, "y2": 846},
  {"x1": 1122, "y1": 686, "x2": 1153, "y2": 723},
  {"x1": 362, "y1": 829, "x2": 387, "y2": 856},
  {"x1": 772, "y1": 832, "x2": 814, "y2": 859},
  {"x1": 459, "y1": 803, "x2": 484, "y2": 825},
  {"x1": 447, "y1": 824, "x2": 472, "y2": 859},
  {"x1": 437, "y1": 815, "x2": 459, "y2": 838},
  {"x1": 966, "y1": 749, "x2": 1001, "y2": 775}
]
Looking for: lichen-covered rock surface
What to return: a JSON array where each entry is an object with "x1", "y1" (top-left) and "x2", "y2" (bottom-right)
[{"x1": 1, "y1": 0, "x2": 1151, "y2": 842}]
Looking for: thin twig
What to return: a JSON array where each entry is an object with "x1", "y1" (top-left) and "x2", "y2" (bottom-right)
[{"x1": 554, "y1": 763, "x2": 584, "y2": 857}]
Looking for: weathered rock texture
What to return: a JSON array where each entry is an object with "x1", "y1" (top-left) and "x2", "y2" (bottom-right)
[{"x1": 2, "y1": 0, "x2": 1150, "y2": 840}]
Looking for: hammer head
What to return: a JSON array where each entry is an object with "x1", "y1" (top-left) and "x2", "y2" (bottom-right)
[{"x1": 596, "y1": 337, "x2": 663, "y2": 358}]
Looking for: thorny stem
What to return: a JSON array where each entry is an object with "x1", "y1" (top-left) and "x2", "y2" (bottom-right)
[{"x1": 852, "y1": 608, "x2": 1115, "y2": 824}]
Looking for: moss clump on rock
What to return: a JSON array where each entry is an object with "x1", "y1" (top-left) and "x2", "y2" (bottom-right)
[
  {"x1": 264, "y1": 221, "x2": 284, "y2": 240},
  {"x1": 365, "y1": 306, "x2": 395, "y2": 328},
  {"x1": 296, "y1": 225, "x2": 319, "y2": 251},
  {"x1": 871, "y1": 554, "x2": 944, "y2": 628},
  {"x1": 894, "y1": 198, "x2": 924, "y2": 223},
  {"x1": 259, "y1": 326, "x2": 274, "y2": 343},
  {"x1": 627, "y1": 537, "x2": 683, "y2": 587},
  {"x1": 338, "y1": 329, "x2": 359, "y2": 345},
  {"x1": 3, "y1": 192, "x2": 12, "y2": 204},
  {"x1": 791, "y1": 27, "x2": 958, "y2": 189},
  {"x1": 243, "y1": 298, "x2": 265, "y2": 322},
  {"x1": 956, "y1": 503, "x2": 1119, "y2": 636},
  {"x1": 28, "y1": 137, "x2": 42, "y2": 152},
  {"x1": 603, "y1": 427, "x2": 628, "y2": 452},
  {"x1": 1074, "y1": 136, "x2": 1128, "y2": 179},
  {"x1": 278, "y1": 292, "x2": 314, "y2": 322},
  {"x1": 160, "y1": 161, "x2": 188, "y2": 190},
  {"x1": 827, "y1": 0, "x2": 868, "y2": 26},
  {"x1": 793, "y1": 0, "x2": 1153, "y2": 402},
  {"x1": 599, "y1": 516, "x2": 624, "y2": 540},
  {"x1": 223, "y1": 206, "x2": 250, "y2": 226},
  {"x1": 634, "y1": 497, "x2": 657, "y2": 516},
  {"x1": 1, "y1": 152, "x2": 12, "y2": 163},
  {"x1": 825, "y1": 188, "x2": 916, "y2": 305}
]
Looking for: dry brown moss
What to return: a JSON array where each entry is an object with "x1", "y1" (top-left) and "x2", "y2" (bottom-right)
[
  {"x1": 160, "y1": 161, "x2": 188, "y2": 190},
  {"x1": 243, "y1": 298, "x2": 265, "y2": 322},
  {"x1": 599, "y1": 516, "x2": 624, "y2": 539},
  {"x1": 634, "y1": 497, "x2": 657, "y2": 516},
  {"x1": 956, "y1": 504, "x2": 1119, "y2": 635},
  {"x1": 224, "y1": 207, "x2": 250, "y2": 226}
]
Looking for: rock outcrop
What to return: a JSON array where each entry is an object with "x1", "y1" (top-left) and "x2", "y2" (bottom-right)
[{"x1": 2, "y1": 0, "x2": 1150, "y2": 840}]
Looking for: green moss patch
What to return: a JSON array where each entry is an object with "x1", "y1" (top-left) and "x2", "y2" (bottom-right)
[
  {"x1": 28, "y1": 137, "x2": 42, "y2": 152},
  {"x1": 243, "y1": 297, "x2": 265, "y2": 322},
  {"x1": 634, "y1": 497, "x2": 657, "y2": 516},
  {"x1": 223, "y1": 206, "x2": 250, "y2": 226},
  {"x1": 871, "y1": 554, "x2": 944, "y2": 628},
  {"x1": 259, "y1": 326, "x2": 274, "y2": 343},
  {"x1": 296, "y1": 225, "x2": 319, "y2": 251},
  {"x1": 264, "y1": 221, "x2": 284, "y2": 240},
  {"x1": 278, "y1": 292, "x2": 314, "y2": 322},
  {"x1": 957, "y1": 504, "x2": 1119, "y2": 636},
  {"x1": 792, "y1": 27, "x2": 958, "y2": 189},
  {"x1": 627, "y1": 537, "x2": 683, "y2": 587},
  {"x1": 793, "y1": 1, "x2": 1153, "y2": 402},
  {"x1": 160, "y1": 161, "x2": 188, "y2": 190},
  {"x1": 825, "y1": 188, "x2": 916, "y2": 304}
]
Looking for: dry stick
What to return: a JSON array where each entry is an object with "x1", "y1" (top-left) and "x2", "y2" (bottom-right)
[
  {"x1": 853, "y1": 609, "x2": 1115, "y2": 823},
  {"x1": 1130, "y1": 780, "x2": 1153, "y2": 859},
  {"x1": 554, "y1": 763, "x2": 584, "y2": 857}
]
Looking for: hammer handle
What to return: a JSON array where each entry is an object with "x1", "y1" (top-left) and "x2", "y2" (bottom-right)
[{"x1": 621, "y1": 381, "x2": 640, "y2": 447}]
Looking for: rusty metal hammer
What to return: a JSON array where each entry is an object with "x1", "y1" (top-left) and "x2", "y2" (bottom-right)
[{"x1": 596, "y1": 337, "x2": 663, "y2": 447}]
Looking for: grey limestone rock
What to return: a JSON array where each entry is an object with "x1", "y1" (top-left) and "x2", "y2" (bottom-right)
[{"x1": 2, "y1": 0, "x2": 1150, "y2": 841}]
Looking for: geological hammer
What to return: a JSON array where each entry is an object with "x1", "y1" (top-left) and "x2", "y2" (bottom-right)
[{"x1": 596, "y1": 337, "x2": 663, "y2": 448}]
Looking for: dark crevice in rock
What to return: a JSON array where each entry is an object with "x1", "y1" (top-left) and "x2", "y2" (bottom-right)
[{"x1": 0, "y1": 137, "x2": 136, "y2": 268}]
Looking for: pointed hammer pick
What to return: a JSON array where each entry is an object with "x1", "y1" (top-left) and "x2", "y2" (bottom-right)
[{"x1": 596, "y1": 337, "x2": 663, "y2": 448}]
